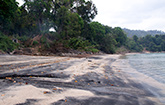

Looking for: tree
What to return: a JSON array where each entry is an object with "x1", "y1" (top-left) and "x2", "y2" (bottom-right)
[
  {"x1": 133, "y1": 35, "x2": 138, "y2": 42},
  {"x1": 126, "y1": 38, "x2": 143, "y2": 52},
  {"x1": 24, "y1": 0, "x2": 52, "y2": 34},
  {"x1": 51, "y1": 0, "x2": 97, "y2": 39},
  {"x1": 101, "y1": 34, "x2": 116, "y2": 53},
  {"x1": 104, "y1": 25, "x2": 113, "y2": 34},
  {"x1": 113, "y1": 27, "x2": 127, "y2": 47},
  {"x1": 76, "y1": 0, "x2": 97, "y2": 22},
  {"x1": 89, "y1": 22, "x2": 118, "y2": 53},
  {"x1": 0, "y1": 0, "x2": 18, "y2": 34},
  {"x1": 55, "y1": 6, "x2": 84, "y2": 39},
  {"x1": 0, "y1": 33, "x2": 18, "y2": 52},
  {"x1": 90, "y1": 22, "x2": 105, "y2": 44},
  {"x1": 161, "y1": 41, "x2": 165, "y2": 51}
]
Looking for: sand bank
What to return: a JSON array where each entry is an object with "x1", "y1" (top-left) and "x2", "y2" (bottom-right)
[{"x1": 0, "y1": 54, "x2": 163, "y2": 105}]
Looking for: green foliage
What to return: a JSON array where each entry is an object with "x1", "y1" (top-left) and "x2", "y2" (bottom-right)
[
  {"x1": 100, "y1": 34, "x2": 116, "y2": 54},
  {"x1": 2, "y1": 0, "x2": 165, "y2": 54},
  {"x1": 40, "y1": 36, "x2": 50, "y2": 49},
  {"x1": 115, "y1": 46, "x2": 129, "y2": 54},
  {"x1": 126, "y1": 34, "x2": 165, "y2": 52},
  {"x1": 123, "y1": 28, "x2": 165, "y2": 38},
  {"x1": 0, "y1": 0, "x2": 18, "y2": 34},
  {"x1": 86, "y1": 48, "x2": 99, "y2": 53},
  {"x1": 113, "y1": 27, "x2": 127, "y2": 47},
  {"x1": 40, "y1": 36, "x2": 47, "y2": 44},
  {"x1": 90, "y1": 22, "x2": 105, "y2": 42},
  {"x1": 133, "y1": 35, "x2": 138, "y2": 42},
  {"x1": 67, "y1": 37, "x2": 97, "y2": 51},
  {"x1": 139, "y1": 35, "x2": 165, "y2": 52},
  {"x1": 89, "y1": 21, "x2": 106, "y2": 49},
  {"x1": 12, "y1": 6, "x2": 39, "y2": 36},
  {"x1": 17, "y1": 35, "x2": 29, "y2": 42},
  {"x1": 32, "y1": 41, "x2": 39, "y2": 46},
  {"x1": 24, "y1": 0, "x2": 52, "y2": 34},
  {"x1": 86, "y1": 22, "x2": 128, "y2": 53},
  {"x1": 76, "y1": 0, "x2": 97, "y2": 22},
  {"x1": 55, "y1": 7, "x2": 84, "y2": 39},
  {"x1": 126, "y1": 38, "x2": 143, "y2": 52},
  {"x1": 0, "y1": 33, "x2": 18, "y2": 52}
]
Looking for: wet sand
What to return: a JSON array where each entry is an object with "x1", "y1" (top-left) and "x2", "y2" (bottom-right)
[{"x1": 0, "y1": 54, "x2": 163, "y2": 105}]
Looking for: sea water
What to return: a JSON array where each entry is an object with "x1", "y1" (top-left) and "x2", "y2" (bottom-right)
[
  {"x1": 127, "y1": 53, "x2": 165, "y2": 84},
  {"x1": 120, "y1": 53, "x2": 165, "y2": 104}
]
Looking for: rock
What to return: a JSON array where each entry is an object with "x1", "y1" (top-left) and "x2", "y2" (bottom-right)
[{"x1": 88, "y1": 60, "x2": 92, "y2": 62}]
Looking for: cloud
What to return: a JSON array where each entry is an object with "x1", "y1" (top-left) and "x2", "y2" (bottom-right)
[{"x1": 93, "y1": 0, "x2": 165, "y2": 31}]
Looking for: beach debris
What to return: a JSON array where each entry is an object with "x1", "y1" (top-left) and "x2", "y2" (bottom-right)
[
  {"x1": 25, "y1": 82, "x2": 28, "y2": 85},
  {"x1": 104, "y1": 75, "x2": 108, "y2": 79},
  {"x1": 29, "y1": 64, "x2": 32, "y2": 67},
  {"x1": 43, "y1": 91, "x2": 50, "y2": 94},
  {"x1": 5, "y1": 77, "x2": 12, "y2": 80},
  {"x1": 1, "y1": 94, "x2": 5, "y2": 96},
  {"x1": 111, "y1": 84, "x2": 114, "y2": 86},
  {"x1": 53, "y1": 88, "x2": 57, "y2": 90},
  {"x1": 75, "y1": 80, "x2": 78, "y2": 83},
  {"x1": 17, "y1": 67, "x2": 19, "y2": 72},
  {"x1": 65, "y1": 99, "x2": 67, "y2": 102}
]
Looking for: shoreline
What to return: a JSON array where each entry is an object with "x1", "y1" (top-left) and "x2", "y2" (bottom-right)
[
  {"x1": 116, "y1": 53, "x2": 165, "y2": 104},
  {"x1": 0, "y1": 54, "x2": 163, "y2": 105}
]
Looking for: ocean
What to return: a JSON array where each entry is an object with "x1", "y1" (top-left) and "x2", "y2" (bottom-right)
[
  {"x1": 127, "y1": 53, "x2": 165, "y2": 84},
  {"x1": 119, "y1": 53, "x2": 165, "y2": 104}
]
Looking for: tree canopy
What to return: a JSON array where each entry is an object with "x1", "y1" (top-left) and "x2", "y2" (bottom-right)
[{"x1": 0, "y1": 0, "x2": 165, "y2": 54}]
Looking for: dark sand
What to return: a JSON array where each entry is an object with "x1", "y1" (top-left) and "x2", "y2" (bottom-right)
[{"x1": 0, "y1": 54, "x2": 163, "y2": 105}]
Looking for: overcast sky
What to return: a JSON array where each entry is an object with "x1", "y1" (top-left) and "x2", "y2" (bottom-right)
[
  {"x1": 93, "y1": 0, "x2": 165, "y2": 32},
  {"x1": 17, "y1": 0, "x2": 165, "y2": 31}
]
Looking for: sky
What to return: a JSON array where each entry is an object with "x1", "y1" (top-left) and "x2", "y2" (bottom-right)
[
  {"x1": 17, "y1": 0, "x2": 165, "y2": 32},
  {"x1": 93, "y1": 0, "x2": 165, "y2": 32}
]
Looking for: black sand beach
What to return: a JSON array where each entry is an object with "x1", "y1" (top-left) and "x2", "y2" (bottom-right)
[{"x1": 0, "y1": 55, "x2": 163, "y2": 105}]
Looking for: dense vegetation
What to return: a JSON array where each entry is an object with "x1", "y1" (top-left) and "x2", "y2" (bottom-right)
[
  {"x1": 0, "y1": 0, "x2": 165, "y2": 54},
  {"x1": 0, "y1": 32, "x2": 18, "y2": 52},
  {"x1": 125, "y1": 34, "x2": 165, "y2": 52},
  {"x1": 0, "y1": 0, "x2": 128, "y2": 54},
  {"x1": 123, "y1": 28, "x2": 165, "y2": 38},
  {"x1": 139, "y1": 35, "x2": 165, "y2": 52}
]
